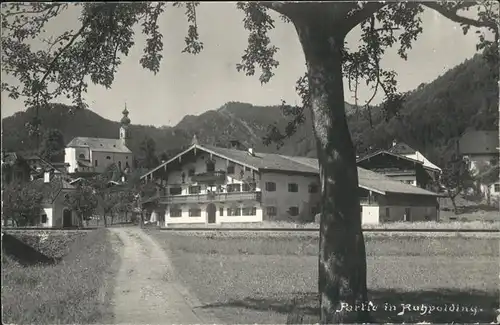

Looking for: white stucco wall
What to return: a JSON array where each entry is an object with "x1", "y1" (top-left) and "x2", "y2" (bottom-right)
[
  {"x1": 64, "y1": 147, "x2": 77, "y2": 173},
  {"x1": 259, "y1": 172, "x2": 320, "y2": 222},
  {"x1": 361, "y1": 205, "x2": 379, "y2": 225},
  {"x1": 39, "y1": 207, "x2": 53, "y2": 228},
  {"x1": 65, "y1": 146, "x2": 132, "y2": 173},
  {"x1": 165, "y1": 203, "x2": 263, "y2": 225},
  {"x1": 91, "y1": 151, "x2": 131, "y2": 173},
  {"x1": 160, "y1": 150, "x2": 322, "y2": 225},
  {"x1": 165, "y1": 152, "x2": 259, "y2": 191}
]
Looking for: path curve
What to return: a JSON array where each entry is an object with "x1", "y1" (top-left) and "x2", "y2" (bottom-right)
[{"x1": 109, "y1": 227, "x2": 216, "y2": 324}]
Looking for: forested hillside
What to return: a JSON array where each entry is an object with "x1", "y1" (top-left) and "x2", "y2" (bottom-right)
[{"x1": 2, "y1": 53, "x2": 498, "y2": 167}]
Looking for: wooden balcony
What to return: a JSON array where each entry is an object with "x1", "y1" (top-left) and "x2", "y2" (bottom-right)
[
  {"x1": 158, "y1": 191, "x2": 262, "y2": 204},
  {"x1": 190, "y1": 170, "x2": 226, "y2": 184}
]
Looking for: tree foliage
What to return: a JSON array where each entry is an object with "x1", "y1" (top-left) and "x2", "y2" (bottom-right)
[
  {"x1": 63, "y1": 182, "x2": 98, "y2": 226},
  {"x1": 2, "y1": 181, "x2": 43, "y2": 226},
  {"x1": 2, "y1": 1, "x2": 498, "y2": 323},
  {"x1": 138, "y1": 135, "x2": 160, "y2": 170},
  {"x1": 440, "y1": 154, "x2": 473, "y2": 213},
  {"x1": 39, "y1": 128, "x2": 65, "y2": 162}
]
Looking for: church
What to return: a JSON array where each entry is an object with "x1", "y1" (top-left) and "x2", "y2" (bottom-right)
[{"x1": 64, "y1": 107, "x2": 133, "y2": 175}]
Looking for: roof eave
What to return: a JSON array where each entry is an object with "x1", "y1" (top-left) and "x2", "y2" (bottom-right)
[{"x1": 141, "y1": 144, "x2": 260, "y2": 180}]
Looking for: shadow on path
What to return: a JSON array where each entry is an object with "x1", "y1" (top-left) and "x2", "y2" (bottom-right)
[{"x1": 200, "y1": 289, "x2": 498, "y2": 323}]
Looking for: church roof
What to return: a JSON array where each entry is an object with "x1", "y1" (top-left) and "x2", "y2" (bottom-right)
[{"x1": 66, "y1": 137, "x2": 132, "y2": 153}]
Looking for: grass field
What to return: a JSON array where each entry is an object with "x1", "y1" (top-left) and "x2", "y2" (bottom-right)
[
  {"x1": 150, "y1": 230, "x2": 499, "y2": 324},
  {"x1": 164, "y1": 220, "x2": 500, "y2": 230},
  {"x1": 2, "y1": 229, "x2": 120, "y2": 324}
]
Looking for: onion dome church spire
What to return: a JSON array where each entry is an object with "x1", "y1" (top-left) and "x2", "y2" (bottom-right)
[{"x1": 119, "y1": 103, "x2": 131, "y2": 147}]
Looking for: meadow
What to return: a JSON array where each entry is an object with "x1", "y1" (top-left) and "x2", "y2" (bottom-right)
[
  {"x1": 2, "y1": 229, "x2": 120, "y2": 324},
  {"x1": 150, "y1": 230, "x2": 499, "y2": 324}
]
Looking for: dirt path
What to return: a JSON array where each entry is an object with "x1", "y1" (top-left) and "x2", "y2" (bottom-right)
[{"x1": 109, "y1": 227, "x2": 216, "y2": 324}]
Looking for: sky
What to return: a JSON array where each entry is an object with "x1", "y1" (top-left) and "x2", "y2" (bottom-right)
[{"x1": 0, "y1": 3, "x2": 488, "y2": 127}]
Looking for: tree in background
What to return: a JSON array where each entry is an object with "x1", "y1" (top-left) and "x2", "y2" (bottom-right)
[
  {"x1": 63, "y1": 183, "x2": 98, "y2": 227},
  {"x1": 158, "y1": 152, "x2": 169, "y2": 163},
  {"x1": 440, "y1": 155, "x2": 473, "y2": 214},
  {"x1": 138, "y1": 136, "x2": 160, "y2": 170},
  {"x1": 1, "y1": 2, "x2": 497, "y2": 322},
  {"x1": 122, "y1": 170, "x2": 160, "y2": 227},
  {"x1": 39, "y1": 128, "x2": 65, "y2": 162},
  {"x1": 3, "y1": 182, "x2": 43, "y2": 227},
  {"x1": 89, "y1": 163, "x2": 123, "y2": 226},
  {"x1": 473, "y1": 160, "x2": 500, "y2": 206}
]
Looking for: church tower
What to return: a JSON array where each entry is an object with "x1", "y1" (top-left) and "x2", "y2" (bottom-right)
[{"x1": 120, "y1": 104, "x2": 131, "y2": 148}]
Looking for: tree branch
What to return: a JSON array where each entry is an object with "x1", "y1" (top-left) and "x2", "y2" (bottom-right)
[
  {"x1": 343, "y1": 2, "x2": 388, "y2": 33},
  {"x1": 423, "y1": 2, "x2": 497, "y2": 31}
]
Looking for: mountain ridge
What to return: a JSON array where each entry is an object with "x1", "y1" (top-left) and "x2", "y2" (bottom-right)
[{"x1": 2, "y1": 53, "x2": 498, "y2": 165}]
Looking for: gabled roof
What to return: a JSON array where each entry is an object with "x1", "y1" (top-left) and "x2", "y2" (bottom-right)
[
  {"x1": 142, "y1": 144, "x2": 440, "y2": 197},
  {"x1": 283, "y1": 156, "x2": 438, "y2": 196},
  {"x1": 356, "y1": 150, "x2": 440, "y2": 173},
  {"x1": 357, "y1": 149, "x2": 422, "y2": 165},
  {"x1": 66, "y1": 137, "x2": 131, "y2": 153},
  {"x1": 30, "y1": 174, "x2": 75, "y2": 204},
  {"x1": 387, "y1": 142, "x2": 417, "y2": 155}
]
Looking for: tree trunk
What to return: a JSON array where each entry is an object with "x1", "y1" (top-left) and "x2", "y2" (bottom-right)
[
  {"x1": 449, "y1": 192, "x2": 459, "y2": 214},
  {"x1": 294, "y1": 21, "x2": 369, "y2": 323}
]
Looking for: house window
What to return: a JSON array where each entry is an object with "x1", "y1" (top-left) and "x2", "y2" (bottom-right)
[
  {"x1": 125, "y1": 161, "x2": 130, "y2": 169},
  {"x1": 79, "y1": 153, "x2": 85, "y2": 159},
  {"x1": 308, "y1": 184, "x2": 319, "y2": 193},
  {"x1": 227, "y1": 184, "x2": 241, "y2": 192},
  {"x1": 288, "y1": 206, "x2": 299, "y2": 216},
  {"x1": 219, "y1": 208, "x2": 224, "y2": 216},
  {"x1": 311, "y1": 206, "x2": 319, "y2": 216},
  {"x1": 95, "y1": 160, "x2": 98, "y2": 167},
  {"x1": 245, "y1": 167, "x2": 251, "y2": 172},
  {"x1": 41, "y1": 214, "x2": 47, "y2": 223},
  {"x1": 265, "y1": 182, "x2": 276, "y2": 192},
  {"x1": 227, "y1": 164, "x2": 235, "y2": 174},
  {"x1": 106, "y1": 156, "x2": 111, "y2": 160},
  {"x1": 494, "y1": 184, "x2": 500, "y2": 193},
  {"x1": 386, "y1": 208, "x2": 390, "y2": 219},
  {"x1": 227, "y1": 207, "x2": 241, "y2": 216},
  {"x1": 266, "y1": 206, "x2": 277, "y2": 216},
  {"x1": 189, "y1": 208, "x2": 201, "y2": 217},
  {"x1": 188, "y1": 168, "x2": 195, "y2": 176},
  {"x1": 126, "y1": 156, "x2": 128, "y2": 160},
  {"x1": 118, "y1": 161, "x2": 122, "y2": 170},
  {"x1": 242, "y1": 207, "x2": 257, "y2": 216},
  {"x1": 242, "y1": 182, "x2": 256, "y2": 192},
  {"x1": 288, "y1": 183, "x2": 299, "y2": 192},
  {"x1": 169, "y1": 187, "x2": 182, "y2": 195},
  {"x1": 188, "y1": 186, "x2": 201, "y2": 194},
  {"x1": 170, "y1": 209, "x2": 182, "y2": 217},
  {"x1": 206, "y1": 160, "x2": 215, "y2": 172}
]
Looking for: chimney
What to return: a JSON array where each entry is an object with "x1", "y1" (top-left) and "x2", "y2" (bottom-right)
[
  {"x1": 248, "y1": 148, "x2": 255, "y2": 156},
  {"x1": 44, "y1": 171, "x2": 51, "y2": 183}
]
